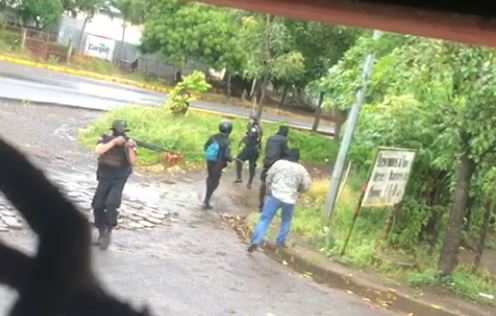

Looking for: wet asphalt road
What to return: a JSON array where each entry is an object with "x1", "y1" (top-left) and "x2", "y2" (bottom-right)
[
  {"x1": 0, "y1": 61, "x2": 335, "y2": 134},
  {"x1": 0, "y1": 100, "x2": 390, "y2": 315}
]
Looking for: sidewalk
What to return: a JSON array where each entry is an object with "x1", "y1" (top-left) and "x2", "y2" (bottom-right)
[
  {"x1": 220, "y1": 175, "x2": 494, "y2": 316},
  {"x1": 222, "y1": 212, "x2": 495, "y2": 316}
]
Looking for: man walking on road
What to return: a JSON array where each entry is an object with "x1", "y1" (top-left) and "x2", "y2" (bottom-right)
[
  {"x1": 203, "y1": 120, "x2": 233, "y2": 210},
  {"x1": 234, "y1": 116, "x2": 263, "y2": 189},
  {"x1": 92, "y1": 120, "x2": 136, "y2": 250},
  {"x1": 259, "y1": 126, "x2": 290, "y2": 210},
  {"x1": 248, "y1": 149, "x2": 311, "y2": 253}
]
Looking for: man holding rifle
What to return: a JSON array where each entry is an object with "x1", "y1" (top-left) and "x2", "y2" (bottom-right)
[{"x1": 92, "y1": 120, "x2": 136, "y2": 250}]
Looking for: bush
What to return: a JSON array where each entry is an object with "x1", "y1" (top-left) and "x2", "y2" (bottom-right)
[
  {"x1": 78, "y1": 105, "x2": 338, "y2": 167},
  {"x1": 166, "y1": 71, "x2": 211, "y2": 115},
  {"x1": 0, "y1": 30, "x2": 21, "y2": 50}
]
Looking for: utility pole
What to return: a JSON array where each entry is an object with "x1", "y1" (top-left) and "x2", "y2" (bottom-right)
[{"x1": 322, "y1": 30, "x2": 382, "y2": 220}]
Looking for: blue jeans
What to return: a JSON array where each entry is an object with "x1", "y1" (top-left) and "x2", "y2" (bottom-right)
[{"x1": 250, "y1": 196, "x2": 295, "y2": 247}]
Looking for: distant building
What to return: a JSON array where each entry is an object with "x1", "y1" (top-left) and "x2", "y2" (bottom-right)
[{"x1": 57, "y1": 13, "x2": 143, "y2": 61}]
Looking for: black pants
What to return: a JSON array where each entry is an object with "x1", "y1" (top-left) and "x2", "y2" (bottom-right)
[
  {"x1": 204, "y1": 161, "x2": 224, "y2": 205},
  {"x1": 92, "y1": 178, "x2": 127, "y2": 228},
  {"x1": 236, "y1": 148, "x2": 258, "y2": 185}
]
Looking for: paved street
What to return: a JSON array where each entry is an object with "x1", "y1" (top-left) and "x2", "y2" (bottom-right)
[
  {"x1": 0, "y1": 100, "x2": 389, "y2": 315},
  {"x1": 0, "y1": 61, "x2": 335, "y2": 134}
]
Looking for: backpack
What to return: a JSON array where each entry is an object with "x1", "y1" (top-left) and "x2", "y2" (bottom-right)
[{"x1": 205, "y1": 140, "x2": 220, "y2": 161}]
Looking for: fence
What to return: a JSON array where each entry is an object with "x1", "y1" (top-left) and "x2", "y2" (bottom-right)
[{"x1": 0, "y1": 25, "x2": 72, "y2": 62}]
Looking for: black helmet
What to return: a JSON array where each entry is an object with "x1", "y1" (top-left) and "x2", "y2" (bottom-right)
[
  {"x1": 277, "y1": 126, "x2": 289, "y2": 137},
  {"x1": 287, "y1": 148, "x2": 300, "y2": 162},
  {"x1": 111, "y1": 120, "x2": 129, "y2": 131},
  {"x1": 219, "y1": 120, "x2": 233, "y2": 134}
]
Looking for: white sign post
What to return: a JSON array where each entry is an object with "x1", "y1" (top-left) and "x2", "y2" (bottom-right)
[
  {"x1": 362, "y1": 148, "x2": 416, "y2": 207},
  {"x1": 340, "y1": 148, "x2": 415, "y2": 256}
]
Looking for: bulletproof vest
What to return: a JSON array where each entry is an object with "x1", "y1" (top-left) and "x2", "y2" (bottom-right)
[
  {"x1": 245, "y1": 124, "x2": 261, "y2": 148},
  {"x1": 211, "y1": 133, "x2": 230, "y2": 162},
  {"x1": 264, "y1": 135, "x2": 287, "y2": 166},
  {"x1": 97, "y1": 135, "x2": 132, "y2": 180}
]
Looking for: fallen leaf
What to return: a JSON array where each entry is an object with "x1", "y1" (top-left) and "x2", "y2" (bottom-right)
[
  {"x1": 347, "y1": 290, "x2": 354, "y2": 295},
  {"x1": 430, "y1": 304, "x2": 442, "y2": 310},
  {"x1": 282, "y1": 260, "x2": 288, "y2": 266}
]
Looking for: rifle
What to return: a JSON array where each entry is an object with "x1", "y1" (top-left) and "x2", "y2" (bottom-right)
[
  {"x1": 134, "y1": 139, "x2": 169, "y2": 153},
  {"x1": 126, "y1": 136, "x2": 183, "y2": 167}
]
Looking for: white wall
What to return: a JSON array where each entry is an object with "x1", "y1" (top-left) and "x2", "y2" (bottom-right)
[{"x1": 59, "y1": 13, "x2": 143, "y2": 45}]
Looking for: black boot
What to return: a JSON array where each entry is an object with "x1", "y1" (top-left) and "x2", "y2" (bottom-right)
[
  {"x1": 202, "y1": 202, "x2": 213, "y2": 210},
  {"x1": 247, "y1": 166, "x2": 256, "y2": 189},
  {"x1": 234, "y1": 159, "x2": 243, "y2": 183},
  {"x1": 99, "y1": 226, "x2": 112, "y2": 251},
  {"x1": 93, "y1": 226, "x2": 105, "y2": 246},
  {"x1": 203, "y1": 184, "x2": 215, "y2": 210}
]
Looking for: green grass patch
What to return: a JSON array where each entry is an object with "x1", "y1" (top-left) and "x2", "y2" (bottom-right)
[
  {"x1": 78, "y1": 105, "x2": 338, "y2": 168},
  {"x1": 406, "y1": 266, "x2": 496, "y2": 304},
  {"x1": 290, "y1": 174, "x2": 496, "y2": 305},
  {"x1": 69, "y1": 55, "x2": 118, "y2": 76}
]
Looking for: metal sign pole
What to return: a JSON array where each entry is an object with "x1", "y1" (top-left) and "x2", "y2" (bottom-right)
[
  {"x1": 322, "y1": 30, "x2": 381, "y2": 221},
  {"x1": 340, "y1": 184, "x2": 367, "y2": 256}
]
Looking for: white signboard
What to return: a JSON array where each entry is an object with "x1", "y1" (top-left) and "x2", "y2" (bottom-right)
[
  {"x1": 84, "y1": 34, "x2": 115, "y2": 61},
  {"x1": 362, "y1": 148, "x2": 415, "y2": 207}
]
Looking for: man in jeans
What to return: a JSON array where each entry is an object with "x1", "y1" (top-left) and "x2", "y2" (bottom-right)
[{"x1": 247, "y1": 149, "x2": 311, "y2": 253}]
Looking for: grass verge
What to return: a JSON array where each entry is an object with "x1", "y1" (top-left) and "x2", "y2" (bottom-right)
[
  {"x1": 78, "y1": 105, "x2": 338, "y2": 169},
  {"x1": 289, "y1": 176, "x2": 496, "y2": 305}
]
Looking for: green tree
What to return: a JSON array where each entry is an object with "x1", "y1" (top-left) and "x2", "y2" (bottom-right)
[
  {"x1": 142, "y1": 0, "x2": 245, "y2": 78},
  {"x1": 239, "y1": 14, "x2": 306, "y2": 118},
  {"x1": 283, "y1": 21, "x2": 359, "y2": 108},
  {"x1": 62, "y1": 0, "x2": 78, "y2": 17},
  {"x1": 328, "y1": 34, "x2": 496, "y2": 275},
  {"x1": 111, "y1": 0, "x2": 146, "y2": 60},
  {"x1": 19, "y1": 0, "x2": 63, "y2": 29},
  {"x1": 74, "y1": 0, "x2": 112, "y2": 51},
  {"x1": 166, "y1": 71, "x2": 211, "y2": 115}
]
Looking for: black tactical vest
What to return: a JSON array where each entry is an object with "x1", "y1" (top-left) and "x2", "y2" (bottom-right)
[{"x1": 97, "y1": 135, "x2": 132, "y2": 180}]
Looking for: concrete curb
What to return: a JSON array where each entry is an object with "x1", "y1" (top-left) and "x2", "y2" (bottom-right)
[
  {"x1": 226, "y1": 215, "x2": 485, "y2": 316},
  {"x1": 0, "y1": 55, "x2": 169, "y2": 94},
  {"x1": 263, "y1": 245, "x2": 461, "y2": 316}
]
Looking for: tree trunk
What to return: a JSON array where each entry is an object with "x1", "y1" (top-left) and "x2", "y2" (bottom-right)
[
  {"x1": 120, "y1": 22, "x2": 127, "y2": 60},
  {"x1": 259, "y1": 14, "x2": 272, "y2": 106},
  {"x1": 423, "y1": 173, "x2": 446, "y2": 251},
  {"x1": 333, "y1": 106, "x2": 346, "y2": 139},
  {"x1": 175, "y1": 70, "x2": 183, "y2": 83},
  {"x1": 226, "y1": 72, "x2": 232, "y2": 98},
  {"x1": 257, "y1": 76, "x2": 268, "y2": 120},
  {"x1": 312, "y1": 91, "x2": 325, "y2": 132},
  {"x1": 77, "y1": 16, "x2": 90, "y2": 53},
  {"x1": 439, "y1": 142, "x2": 475, "y2": 275},
  {"x1": 259, "y1": 76, "x2": 269, "y2": 105},
  {"x1": 464, "y1": 196, "x2": 475, "y2": 230},
  {"x1": 473, "y1": 198, "x2": 493, "y2": 271},
  {"x1": 280, "y1": 85, "x2": 289, "y2": 107},
  {"x1": 249, "y1": 78, "x2": 257, "y2": 100}
]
